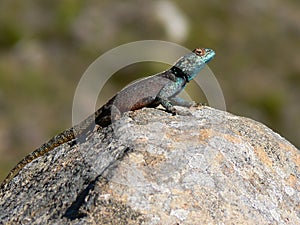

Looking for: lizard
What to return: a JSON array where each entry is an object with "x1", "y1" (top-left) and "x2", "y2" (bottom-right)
[{"x1": 0, "y1": 47, "x2": 215, "y2": 188}]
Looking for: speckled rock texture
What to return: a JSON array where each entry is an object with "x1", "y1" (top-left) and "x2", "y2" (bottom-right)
[{"x1": 0, "y1": 106, "x2": 299, "y2": 224}]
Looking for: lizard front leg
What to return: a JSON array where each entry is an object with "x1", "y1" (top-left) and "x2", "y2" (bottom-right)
[
  {"x1": 155, "y1": 77, "x2": 187, "y2": 115},
  {"x1": 169, "y1": 97, "x2": 195, "y2": 108}
]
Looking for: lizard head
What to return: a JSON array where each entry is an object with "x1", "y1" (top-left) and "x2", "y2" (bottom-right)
[{"x1": 173, "y1": 48, "x2": 215, "y2": 82}]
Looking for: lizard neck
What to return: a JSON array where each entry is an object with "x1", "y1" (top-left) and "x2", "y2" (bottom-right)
[{"x1": 170, "y1": 66, "x2": 190, "y2": 83}]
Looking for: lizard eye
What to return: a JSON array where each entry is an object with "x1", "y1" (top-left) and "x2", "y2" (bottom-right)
[{"x1": 193, "y1": 48, "x2": 205, "y2": 56}]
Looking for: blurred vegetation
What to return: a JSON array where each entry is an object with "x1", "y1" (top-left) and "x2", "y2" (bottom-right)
[{"x1": 0, "y1": 0, "x2": 299, "y2": 180}]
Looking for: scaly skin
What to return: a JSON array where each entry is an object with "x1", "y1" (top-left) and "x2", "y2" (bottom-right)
[{"x1": 1, "y1": 48, "x2": 215, "y2": 188}]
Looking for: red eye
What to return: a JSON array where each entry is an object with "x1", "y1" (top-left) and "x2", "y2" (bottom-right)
[{"x1": 193, "y1": 48, "x2": 205, "y2": 56}]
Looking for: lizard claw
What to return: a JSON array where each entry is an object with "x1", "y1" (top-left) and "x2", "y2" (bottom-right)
[
  {"x1": 170, "y1": 107, "x2": 177, "y2": 115},
  {"x1": 169, "y1": 106, "x2": 192, "y2": 116}
]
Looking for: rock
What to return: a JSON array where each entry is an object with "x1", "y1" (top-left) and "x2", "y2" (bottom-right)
[{"x1": 0, "y1": 106, "x2": 299, "y2": 224}]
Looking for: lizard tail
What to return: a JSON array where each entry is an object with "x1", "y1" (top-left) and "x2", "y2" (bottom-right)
[
  {"x1": 0, "y1": 127, "x2": 75, "y2": 189},
  {"x1": 0, "y1": 97, "x2": 114, "y2": 189}
]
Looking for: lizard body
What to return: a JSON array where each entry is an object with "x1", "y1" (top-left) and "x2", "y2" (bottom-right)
[{"x1": 1, "y1": 48, "x2": 215, "y2": 188}]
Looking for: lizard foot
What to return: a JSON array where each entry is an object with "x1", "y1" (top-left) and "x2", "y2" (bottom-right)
[
  {"x1": 171, "y1": 107, "x2": 193, "y2": 116},
  {"x1": 176, "y1": 109, "x2": 193, "y2": 116}
]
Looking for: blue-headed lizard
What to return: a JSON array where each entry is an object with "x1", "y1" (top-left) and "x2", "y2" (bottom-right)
[{"x1": 1, "y1": 47, "x2": 215, "y2": 188}]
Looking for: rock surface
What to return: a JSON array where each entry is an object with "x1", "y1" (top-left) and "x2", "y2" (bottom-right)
[{"x1": 0, "y1": 106, "x2": 299, "y2": 224}]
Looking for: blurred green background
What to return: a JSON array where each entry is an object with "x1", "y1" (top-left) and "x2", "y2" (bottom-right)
[{"x1": 0, "y1": 0, "x2": 299, "y2": 181}]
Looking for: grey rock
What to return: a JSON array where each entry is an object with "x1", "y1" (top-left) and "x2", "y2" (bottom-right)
[{"x1": 0, "y1": 106, "x2": 299, "y2": 224}]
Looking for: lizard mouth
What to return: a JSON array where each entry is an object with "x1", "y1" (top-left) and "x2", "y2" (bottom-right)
[{"x1": 204, "y1": 48, "x2": 215, "y2": 63}]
